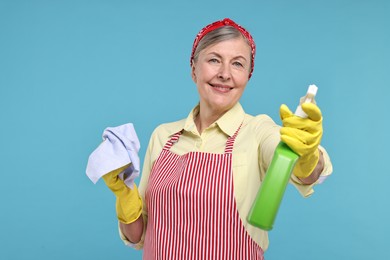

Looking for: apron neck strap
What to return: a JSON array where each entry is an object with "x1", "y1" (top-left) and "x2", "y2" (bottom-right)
[
  {"x1": 162, "y1": 130, "x2": 182, "y2": 151},
  {"x1": 224, "y1": 123, "x2": 242, "y2": 154},
  {"x1": 163, "y1": 122, "x2": 243, "y2": 154}
]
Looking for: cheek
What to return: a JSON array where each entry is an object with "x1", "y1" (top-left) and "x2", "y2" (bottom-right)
[
  {"x1": 235, "y1": 74, "x2": 249, "y2": 88},
  {"x1": 193, "y1": 66, "x2": 207, "y2": 83},
  {"x1": 241, "y1": 80, "x2": 249, "y2": 89},
  {"x1": 199, "y1": 63, "x2": 218, "y2": 79}
]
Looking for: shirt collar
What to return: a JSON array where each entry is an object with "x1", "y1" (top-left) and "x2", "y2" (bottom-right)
[
  {"x1": 182, "y1": 102, "x2": 245, "y2": 137},
  {"x1": 215, "y1": 103, "x2": 245, "y2": 137},
  {"x1": 183, "y1": 104, "x2": 199, "y2": 134}
]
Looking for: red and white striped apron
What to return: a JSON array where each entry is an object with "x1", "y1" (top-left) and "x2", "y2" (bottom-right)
[{"x1": 144, "y1": 126, "x2": 264, "y2": 259}]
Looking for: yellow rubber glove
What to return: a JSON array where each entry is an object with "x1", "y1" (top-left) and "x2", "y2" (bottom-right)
[
  {"x1": 279, "y1": 102, "x2": 323, "y2": 178},
  {"x1": 102, "y1": 164, "x2": 142, "y2": 224}
]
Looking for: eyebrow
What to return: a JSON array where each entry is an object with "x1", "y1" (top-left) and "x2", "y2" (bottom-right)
[{"x1": 207, "y1": 51, "x2": 248, "y2": 62}]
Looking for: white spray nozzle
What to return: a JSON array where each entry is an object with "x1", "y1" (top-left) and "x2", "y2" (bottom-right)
[
  {"x1": 294, "y1": 84, "x2": 318, "y2": 118},
  {"x1": 307, "y1": 84, "x2": 318, "y2": 97}
]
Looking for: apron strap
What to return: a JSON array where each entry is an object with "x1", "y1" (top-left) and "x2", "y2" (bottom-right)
[
  {"x1": 163, "y1": 122, "x2": 243, "y2": 154},
  {"x1": 162, "y1": 130, "x2": 183, "y2": 151},
  {"x1": 224, "y1": 123, "x2": 243, "y2": 154}
]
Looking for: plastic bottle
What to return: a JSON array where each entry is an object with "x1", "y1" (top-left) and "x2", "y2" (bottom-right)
[{"x1": 247, "y1": 85, "x2": 318, "y2": 231}]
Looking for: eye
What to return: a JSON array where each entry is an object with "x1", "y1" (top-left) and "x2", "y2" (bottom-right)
[
  {"x1": 233, "y1": 61, "x2": 244, "y2": 68},
  {"x1": 208, "y1": 58, "x2": 220, "y2": 64}
]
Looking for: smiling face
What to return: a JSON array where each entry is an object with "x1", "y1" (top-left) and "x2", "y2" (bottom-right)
[{"x1": 191, "y1": 36, "x2": 251, "y2": 117}]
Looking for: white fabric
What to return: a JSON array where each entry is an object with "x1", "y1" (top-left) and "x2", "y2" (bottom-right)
[{"x1": 86, "y1": 123, "x2": 140, "y2": 188}]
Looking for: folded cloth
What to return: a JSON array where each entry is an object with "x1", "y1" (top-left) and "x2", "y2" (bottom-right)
[{"x1": 86, "y1": 123, "x2": 140, "y2": 188}]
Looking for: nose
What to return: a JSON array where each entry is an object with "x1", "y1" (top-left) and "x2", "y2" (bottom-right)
[{"x1": 218, "y1": 63, "x2": 231, "y2": 81}]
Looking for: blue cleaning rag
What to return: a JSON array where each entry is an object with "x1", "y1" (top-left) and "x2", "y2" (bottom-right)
[{"x1": 86, "y1": 123, "x2": 140, "y2": 188}]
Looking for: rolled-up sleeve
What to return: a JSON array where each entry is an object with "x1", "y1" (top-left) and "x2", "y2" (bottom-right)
[{"x1": 290, "y1": 145, "x2": 333, "y2": 197}]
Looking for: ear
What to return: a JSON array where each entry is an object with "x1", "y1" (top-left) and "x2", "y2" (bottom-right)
[{"x1": 191, "y1": 61, "x2": 197, "y2": 83}]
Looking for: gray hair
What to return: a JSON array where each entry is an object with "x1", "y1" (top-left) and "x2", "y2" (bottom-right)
[{"x1": 192, "y1": 26, "x2": 251, "y2": 65}]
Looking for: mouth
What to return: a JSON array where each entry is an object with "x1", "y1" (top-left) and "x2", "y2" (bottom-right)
[{"x1": 209, "y1": 83, "x2": 233, "y2": 93}]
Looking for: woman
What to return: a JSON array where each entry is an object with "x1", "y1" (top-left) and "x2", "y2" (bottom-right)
[{"x1": 103, "y1": 18, "x2": 332, "y2": 259}]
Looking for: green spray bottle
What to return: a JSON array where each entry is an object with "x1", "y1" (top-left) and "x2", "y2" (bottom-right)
[{"x1": 247, "y1": 85, "x2": 318, "y2": 231}]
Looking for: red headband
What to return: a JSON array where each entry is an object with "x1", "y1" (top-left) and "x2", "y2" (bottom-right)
[{"x1": 190, "y1": 18, "x2": 256, "y2": 79}]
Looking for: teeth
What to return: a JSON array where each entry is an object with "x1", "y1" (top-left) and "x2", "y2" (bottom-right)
[
  {"x1": 209, "y1": 83, "x2": 232, "y2": 91},
  {"x1": 213, "y1": 85, "x2": 230, "y2": 90}
]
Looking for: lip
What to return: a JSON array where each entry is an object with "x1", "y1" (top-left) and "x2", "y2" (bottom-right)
[{"x1": 209, "y1": 83, "x2": 233, "y2": 93}]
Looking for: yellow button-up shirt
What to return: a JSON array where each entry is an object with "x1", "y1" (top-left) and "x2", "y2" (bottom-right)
[{"x1": 121, "y1": 102, "x2": 333, "y2": 251}]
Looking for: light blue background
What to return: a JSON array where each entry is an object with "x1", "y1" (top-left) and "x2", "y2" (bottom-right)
[{"x1": 1, "y1": 0, "x2": 389, "y2": 259}]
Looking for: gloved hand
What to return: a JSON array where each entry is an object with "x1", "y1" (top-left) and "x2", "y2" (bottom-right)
[
  {"x1": 102, "y1": 164, "x2": 142, "y2": 224},
  {"x1": 279, "y1": 103, "x2": 323, "y2": 178}
]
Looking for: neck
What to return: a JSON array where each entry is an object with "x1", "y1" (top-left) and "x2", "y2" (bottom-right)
[{"x1": 195, "y1": 105, "x2": 228, "y2": 134}]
